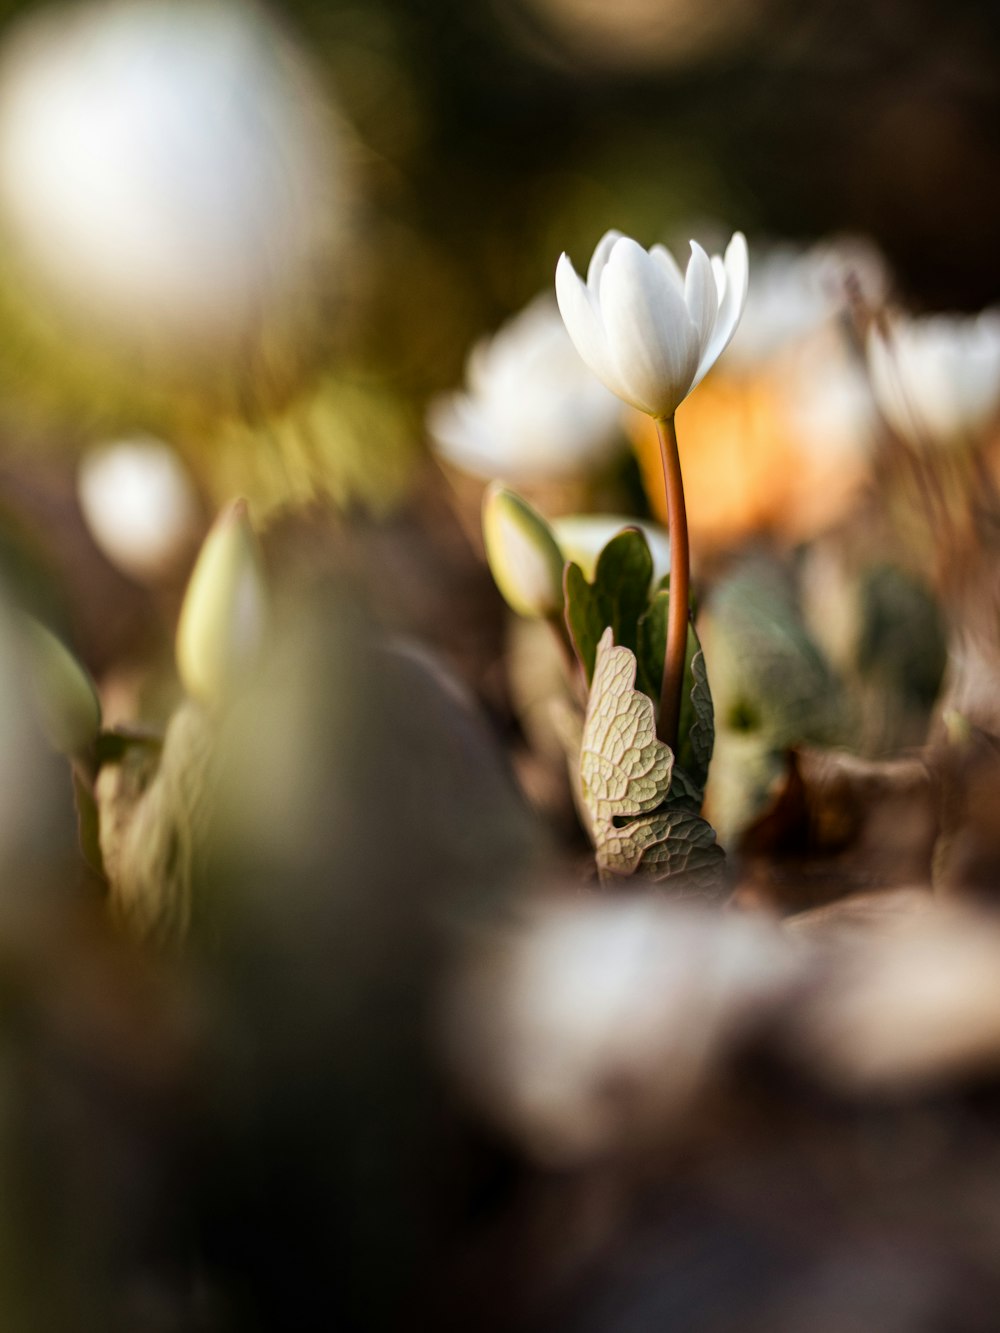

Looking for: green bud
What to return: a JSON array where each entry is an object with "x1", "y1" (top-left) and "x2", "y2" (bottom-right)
[
  {"x1": 21, "y1": 617, "x2": 101, "y2": 756},
  {"x1": 552, "y1": 514, "x2": 670, "y2": 588},
  {"x1": 176, "y1": 500, "x2": 266, "y2": 705},
  {"x1": 482, "y1": 484, "x2": 565, "y2": 619}
]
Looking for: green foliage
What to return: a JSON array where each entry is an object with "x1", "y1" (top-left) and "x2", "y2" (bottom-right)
[
  {"x1": 564, "y1": 527, "x2": 652, "y2": 682},
  {"x1": 856, "y1": 563, "x2": 947, "y2": 712},
  {"x1": 705, "y1": 562, "x2": 849, "y2": 754},
  {"x1": 636, "y1": 586, "x2": 715, "y2": 799},
  {"x1": 578, "y1": 629, "x2": 724, "y2": 894},
  {"x1": 700, "y1": 559, "x2": 853, "y2": 846},
  {"x1": 561, "y1": 526, "x2": 721, "y2": 882}
]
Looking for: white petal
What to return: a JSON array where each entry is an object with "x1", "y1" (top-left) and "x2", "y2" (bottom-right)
[
  {"x1": 555, "y1": 251, "x2": 623, "y2": 399},
  {"x1": 426, "y1": 390, "x2": 500, "y2": 476},
  {"x1": 960, "y1": 313, "x2": 1000, "y2": 431},
  {"x1": 684, "y1": 240, "x2": 719, "y2": 358},
  {"x1": 649, "y1": 243, "x2": 685, "y2": 294},
  {"x1": 711, "y1": 255, "x2": 726, "y2": 301},
  {"x1": 692, "y1": 231, "x2": 749, "y2": 389},
  {"x1": 598, "y1": 238, "x2": 699, "y2": 417},
  {"x1": 587, "y1": 229, "x2": 623, "y2": 295},
  {"x1": 868, "y1": 312, "x2": 1000, "y2": 449}
]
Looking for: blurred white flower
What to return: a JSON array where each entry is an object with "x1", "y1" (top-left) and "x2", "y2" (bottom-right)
[
  {"x1": 78, "y1": 437, "x2": 199, "y2": 581},
  {"x1": 790, "y1": 907, "x2": 1000, "y2": 1094},
  {"x1": 551, "y1": 513, "x2": 670, "y2": 586},
  {"x1": 440, "y1": 896, "x2": 799, "y2": 1164},
  {"x1": 781, "y1": 326, "x2": 879, "y2": 464},
  {"x1": 867, "y1": 311, "x2": 1000, "y2": 449},
  {"x1": 427, "y1": 294, "x2": 623, "y2": 484},
  {"x1": 0, "y1": 0, "x2": 342, "y2": 349},
  {"x1": 555, "y1": 230, "x2": 748, "y2": 418},
  {"x1": 725, "y1": 235, "x2": 888, "y2": 372}
]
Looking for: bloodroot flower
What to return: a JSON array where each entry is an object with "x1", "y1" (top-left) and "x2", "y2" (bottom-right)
[
  {"x1": 867, "y1": 311, "x2": 1000, "y2": 450},
  {"x1": 555, "y1": 230, "x2": 749, "y2": 420},
  {"x1": 554, "y1": 228, "x2": 749, "y2": 753},
  {"x1": 427, "y1": 295, "x2": 623, "y2": 484}
]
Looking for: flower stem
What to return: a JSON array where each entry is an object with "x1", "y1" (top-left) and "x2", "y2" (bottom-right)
[{"x1": 656, "y1": 415, "x2": 689, "y2": 753}]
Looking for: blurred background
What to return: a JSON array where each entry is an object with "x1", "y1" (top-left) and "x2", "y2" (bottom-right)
[
  {"x1": 0, "y1": 0, "x2": 993, "y2": 688},
  {"x1": 1, "y1": 1, "x2": 1000, "y2": 1330},
  {"x1": 0, "y1": 0, "x2": 997, "y2": 441}
]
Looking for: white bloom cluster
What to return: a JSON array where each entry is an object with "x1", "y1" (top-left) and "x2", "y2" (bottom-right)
[
  {"x1": 868, "y1": 311, "x2": 1000, "y2": 450},
  {"x1": 725, "y1": 235, "x2": 886, "y2": 371},
  {"x1": 428, "y1": 295, "x2": 624, "y2": 484}
]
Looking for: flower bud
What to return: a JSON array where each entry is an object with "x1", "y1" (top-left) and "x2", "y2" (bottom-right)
[
  {"x1": 551, "y1": 513, "x2": 671, "y2": 587},
  {"x1": 21, "y1": 616, "x2": 101, "y2": 755},
  {"x1": 176, "y1": 499, "x2": 266, "y2": 704},
  {"x1": 482, "y1": 484, "x2": 565, "y2": 619}
]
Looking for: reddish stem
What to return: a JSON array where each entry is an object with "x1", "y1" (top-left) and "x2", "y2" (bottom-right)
[{"x1": 656, "y1": 415, "x2": 690, "y2": 752}]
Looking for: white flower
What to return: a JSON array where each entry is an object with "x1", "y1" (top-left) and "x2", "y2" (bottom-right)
[
  {"x1": 867, "y1": 311, "x2": 1000, "y2": 449},
  {"x1": 427, "y1": 295, "x2": 623, "y2": 484},
  {"x1": 725, "y1": 235, "x2": 887, "y2": 372},
  {"x1": 555, "y1": 230, "x2": 749, "y2": 418},
  {"x1": 551, "y1": 514, "x2": 670, "y2": 587},
  {"x1": 78, "y1": 436, "x2": 198, "y2": 581},
  {"x1": 0, "y1": 0, "x2": 341, "y2": 347},
  {"x1": 439, "y1": 897, "x2": 798, "y2": 1164}
]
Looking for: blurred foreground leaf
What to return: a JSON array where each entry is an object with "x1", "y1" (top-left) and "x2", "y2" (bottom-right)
[
  {"x1": 96, "y1": 702, "x2": 214, "y2": 945},
  {"x1": 703, "y1": 559, "x2": 852, "y2": 845}
]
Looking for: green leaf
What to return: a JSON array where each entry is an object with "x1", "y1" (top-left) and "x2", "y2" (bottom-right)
[
  {"x1": 580, "y1": 628, "x2": 674, "y2": 829},
  {"x1": 678, "y1": 642, "x2": 714, "y2": 798},
  {"x1": 704, "y1": 561, "x2": 850, "y2": 751},
  {"x1": 598, "y1": 805, "x2": 726, "y2": 896},
  {"x1": 563, "y1": 528, "x2": 653, "y2": 683},
  {"x1": 564, "y1": 561, "x2": 605, "y2": 683},
  {"x1": 579, "y1": 628, "x2": 725, "y2": 894},
  {"x1": 636, "y1": 586, "x2": 670, "y2": 703},
  {"x1": 665, "y1": 763, "x2": 704, "y2": 813}
]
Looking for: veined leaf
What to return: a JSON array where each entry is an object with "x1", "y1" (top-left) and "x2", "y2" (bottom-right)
[{"x1": 579, "y1": 629, "x2": 725, "y2": 895}]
